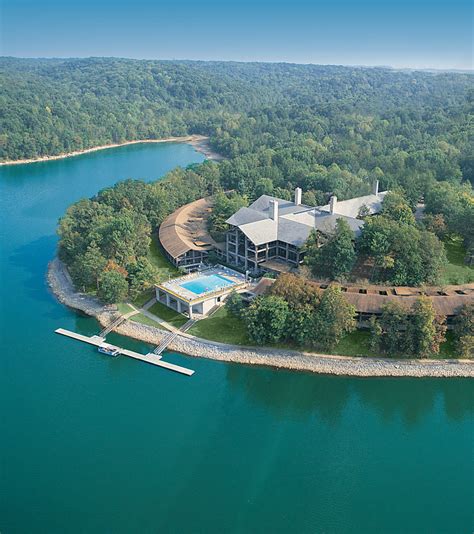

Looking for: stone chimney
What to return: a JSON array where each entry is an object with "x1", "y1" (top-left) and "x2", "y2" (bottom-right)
[
  {"x1": 373, "y1": 180, "x2": 379, "y2": 195},
  {"x1": 329, "y1": 195, "x2": 337, "y2": 215},
  {"x1": 269, "y1": 199, "x2": 279, "y2": 221},
  {"x1": 294, "y1": 187, "x2": 302, "y2": 206}
]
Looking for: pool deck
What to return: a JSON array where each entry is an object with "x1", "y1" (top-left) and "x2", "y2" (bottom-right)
[
  {"x1": 157, "y1": 265, "x2": 247, "y2": 304},
  {"x1": 55, "y1": 328, "x2": 194, "y2": 376}
]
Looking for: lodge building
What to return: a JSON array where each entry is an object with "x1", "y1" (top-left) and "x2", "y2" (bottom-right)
[{"x1": 224, "y1": 182, "x2": 387, "y2": 273}]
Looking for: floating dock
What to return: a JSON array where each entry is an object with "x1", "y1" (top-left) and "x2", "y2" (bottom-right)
[{"x1": 55, "y1": 328, "x2": 194, "y2": 376}]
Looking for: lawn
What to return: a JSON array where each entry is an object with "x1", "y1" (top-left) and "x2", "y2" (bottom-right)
[
  {"x1": 148, "y1": 300, "x2": 188, "y2": 328},
  {"x1": 129, "y1": 313, "x2": 165, "y2": 329},
  {"x1": 117, "y1": 302, "x2": 134, "y2": 315},
  {"x1": 132, "y1": 288, "x2": 155, "y2": 308},
  {"x1": 187, "y1": 306, "x2": 460, "y2": 359},
  {"x1": 188, "y1": 307, "x2": 253, "y2": 345},
  {"x1": 149, "y1": 234, "x2": 181, "y2": 281},
  {"x1": 439, "y1": 235, "x2": 474, "y2": 285}
]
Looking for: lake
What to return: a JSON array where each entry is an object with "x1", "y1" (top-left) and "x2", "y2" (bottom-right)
[{"x1": 1, "y1": 143, "x2": 473, "y2": 533}]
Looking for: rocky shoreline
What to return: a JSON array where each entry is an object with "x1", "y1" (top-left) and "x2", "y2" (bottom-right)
[{"x1": 48, "y1": 258, "x2": 474, "y2": 378}]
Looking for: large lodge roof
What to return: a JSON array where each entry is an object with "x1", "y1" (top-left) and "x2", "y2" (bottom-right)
[
  {"x1": 226, "y1": 188, "x2": 386, "y2": 246},
  {"x1": 159, "y1": 197, "x2": 220, "y2": 260}
]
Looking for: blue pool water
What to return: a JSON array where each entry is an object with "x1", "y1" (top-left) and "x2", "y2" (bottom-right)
[{"x1": 180, "y1": 274, "x2": 234, "y2": 294}]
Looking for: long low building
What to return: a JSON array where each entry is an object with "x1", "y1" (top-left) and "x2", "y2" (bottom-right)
[
  {"x1": 258, "y1": 278, "x2": 474, "y2": 326},
  {"x1": 159, "y1": 197, "x2": 224, "y2": 269}
]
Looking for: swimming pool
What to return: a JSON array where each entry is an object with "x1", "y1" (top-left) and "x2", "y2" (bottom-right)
[{"x1": 180, "y1": 274, "x2": 235, "y2": 295}]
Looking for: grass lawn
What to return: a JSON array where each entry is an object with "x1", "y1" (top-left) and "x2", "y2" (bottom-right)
[
  {"x1": 439, "y1": 235, "x2": 474, "y2": 285},
  {"x1": 132, "y1": 288, "x2": 155, "y2": 308},
  {"x1": 187, "y1": 306, "x2": 460, "y2": 359},
  {"x1": 149, "y1": 235, "x2": 181, "y2": 281},
  {"x1": 325, "y1": 330, "x2": 379, "y2": 357},
  {"x1": 188, "y1": 307, "x2": 253, "y2": 345},
  {"x1": 129, "y1": 313, "x2": 165, "y2": 329},
  {"x1": 148, "y1": 301, "x2": 188, "y2": 328},
  {"x1": 117, "y1": 303, "x2": 134, "y2": 315}
]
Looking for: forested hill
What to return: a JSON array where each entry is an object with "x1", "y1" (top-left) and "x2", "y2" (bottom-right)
[{"x1": 1, "y1": 57, "x2": 473, "y2": 176}]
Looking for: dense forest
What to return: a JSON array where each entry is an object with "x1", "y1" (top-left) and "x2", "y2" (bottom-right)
[{"x1": 2, "y1": 58, "x2": 473, "y2": 300}]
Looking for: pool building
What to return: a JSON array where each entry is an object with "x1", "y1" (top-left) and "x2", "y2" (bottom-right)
[{"x1": 155, "y1": 266, "x2": 247, "y2": 318}]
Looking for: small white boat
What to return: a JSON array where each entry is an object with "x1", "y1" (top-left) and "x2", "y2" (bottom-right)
[{"x1": 98, "y1": 343, "x2": 120, "y2": 357}]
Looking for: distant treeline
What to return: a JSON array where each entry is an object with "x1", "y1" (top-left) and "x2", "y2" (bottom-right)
[
  {"x1": 3, "y1": 58, "x2": 472, "y2": 298},
  {"x1": 1, "y1": 58, "x2": 473, "y2": 196}
]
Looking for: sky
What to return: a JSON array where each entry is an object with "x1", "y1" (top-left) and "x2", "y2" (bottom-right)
[{"x1": 1, "y1": 0, "x2": 472, "y2": 70}]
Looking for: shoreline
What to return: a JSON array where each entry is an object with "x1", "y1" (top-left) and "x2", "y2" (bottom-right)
[
  {"x1": 48, "y1": 258, "x2": 474, "y2": 378},
  {"x1": 0, "y1": 135, "x2": 224, "y2": 166}
]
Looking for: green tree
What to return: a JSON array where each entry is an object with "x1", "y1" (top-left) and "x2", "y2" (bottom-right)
[
  {"x1": 243, "y1": 295, "x2": 289, "y2": 344},
  {"x1": 408, "y1": 296, "x2": 446, "y2": 358},
  {"x1": 98, "y1": 270, "x2": 129, "y2": 304},
  {"x1": 305, "y1": 219, "x2": 356, "y2": 280},
  {"x1": 70, "y1": 242, "x2": 107, "y2": 290},
  {"x1": 226, "y1": 291, "x2": 245, "y2": 318},
  {"x1": 453, "y1": 303, "x2": 474, "y2": 358},
  {"x1": 382, "y1": 191, "x2": 416, "y2": 225},
  {"x1": 371, "y1": 301, "x2": 410, "y2": 356},
  {"x1": 312, "y1": 285, "x2": 356, "y2": 349},
  {"x1": 127, "y1": 258, "x2": 158, "y2": 299}
]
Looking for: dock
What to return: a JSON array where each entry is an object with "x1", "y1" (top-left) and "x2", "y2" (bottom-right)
[{"x1": 55, "y1": 328, "x2": 194, "y2": 376}]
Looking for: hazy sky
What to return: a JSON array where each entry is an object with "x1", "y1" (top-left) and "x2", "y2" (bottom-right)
[{"x1": 1, "y1": 0, "x2": 472, "y2": 69}]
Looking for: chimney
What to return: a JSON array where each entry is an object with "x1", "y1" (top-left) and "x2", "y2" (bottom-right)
[
  {"x1": 294, "y1": 187, "x2": 302, "y2": 206},
  {"x1": 373, "y1": 180, "x2": 379, "y2": 195},
  {"x1": 329, "y1": 195, "x2": 337, "y2": 215},
  {"x1": 269, "y1": 199, "x2": 279, "y2": 221}
]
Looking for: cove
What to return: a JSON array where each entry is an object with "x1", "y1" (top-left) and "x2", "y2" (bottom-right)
[{"x1": 1, "y1": 143, "x2": 473, "y2": 533}]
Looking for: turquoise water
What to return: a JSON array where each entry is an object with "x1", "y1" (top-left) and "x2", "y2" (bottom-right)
[
  {"x1": 0, "y1": 144, "x2": 473, "y2": 533},
  {"x1": 181, "y1": 274, "x2": 234, "y2": 295}
]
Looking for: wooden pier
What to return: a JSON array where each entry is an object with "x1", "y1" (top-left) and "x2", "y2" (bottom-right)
[{"x1": 55, "y1": 328, "x2": 194, "y2": 376}]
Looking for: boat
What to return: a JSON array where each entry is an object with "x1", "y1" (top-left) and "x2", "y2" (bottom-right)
[{"x1": 98, "y1": 343, "x2": 121, "y2": 357}]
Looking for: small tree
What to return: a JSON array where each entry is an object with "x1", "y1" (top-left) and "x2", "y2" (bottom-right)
[
  {"x1": 226, "y1": 291, "x2": 245, "y2": 318},
  {"x1": 453, "y1": 303, "x2": 474, "y2": 358},
  {"x1": 98, "y1": 270, "x2": 129, "y2": 304},
  {"x1": 375, "y1": 301, "x2": 410, "y2": 356},
  {"x1": 312, "y1": 285, "x2": 356, "y2": 349},
  {"x1": 126, "y1": 258, "x2": 158, "y2": 299},
  {"x1": 243, "y1": 295, "x2": 289, "y2": 345},
  {"x1": 408, "y1": 296, "x2": 447, "y2": 358}
]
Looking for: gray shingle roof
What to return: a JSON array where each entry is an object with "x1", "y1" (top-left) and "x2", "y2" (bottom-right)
[
  {"x1": 226, "y1": 191, "x2": 386, "y2": 247},
  {"x1": 226, "y1": 207, "x2": 268, "y2": 226},
  {"x1": 319, "y1": 192, "x2": 388, "y2": 218}
]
